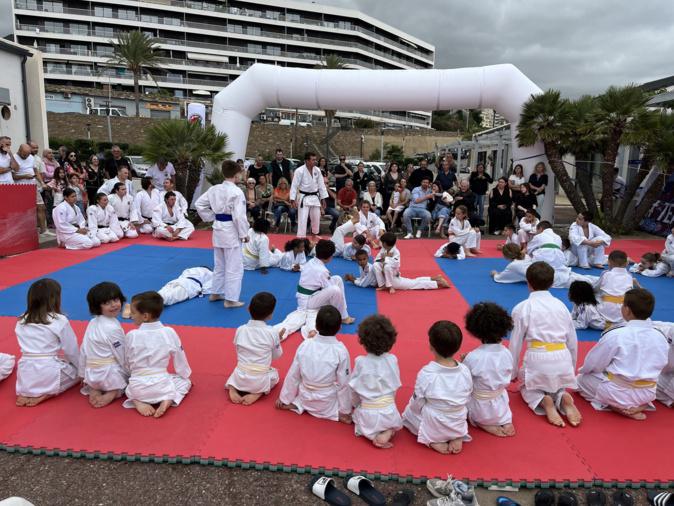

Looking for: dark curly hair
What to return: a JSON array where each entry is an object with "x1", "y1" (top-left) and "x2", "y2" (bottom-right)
[
  {"x1": 357, "y1": 315, "x2": 397, "y2": 355},
  {"x1": 464, "y1": 302, "x2": 513, "y2": 344}
]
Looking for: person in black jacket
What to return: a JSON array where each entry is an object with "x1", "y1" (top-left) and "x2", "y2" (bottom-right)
[
  {"x1": 268, "y1": 148, "x2": 293, "y2": 187},
  {"x1": 453, "y1": 179, "x2": 480, "y2": 224},
  {"x1": 469, "y1": 163, "x2": 493, "y2": 220},
  {"x1": 488, "y1": 177, "x2": 513, "y2": 235},
  {"x1": 351, "y1": 162, "x2": 372, "y2": 196},
  {"x1": 407, "y1": 158, "x2": 434, "y2": 190}
]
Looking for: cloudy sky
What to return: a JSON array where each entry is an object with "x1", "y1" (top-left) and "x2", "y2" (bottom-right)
[{"x1": 298, "y1": 0, "x2": 674, "y2": 97}]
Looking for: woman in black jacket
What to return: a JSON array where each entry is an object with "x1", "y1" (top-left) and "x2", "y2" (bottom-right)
[
  {"x1": 468, "y1": 163, "x2": 493, "y2": 220},
  {"x1": 488, "y1": 177, "x2": 513, "y2": 235}
]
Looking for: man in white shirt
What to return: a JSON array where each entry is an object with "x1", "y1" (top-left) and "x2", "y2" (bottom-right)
[
  {"x1": 0, "y1": 136, "x2": 18, "y2": 184},
  {"x1": 146, "y1": 157, "x2": 176, "y2": 189},
  {"x1": 13, "y1": 143, "x2": 52, "y2": 237},
  {"x1": 289, "y1": 152, "x2": 328, "y2": 238}
]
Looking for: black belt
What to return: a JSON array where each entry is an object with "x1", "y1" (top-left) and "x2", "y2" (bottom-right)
[
  {"x1": 299, "y1": 190, "x2": 319, "y2": 208},
  {"x1": 118, "y1": 218, "x2": 129, "y2": 222},
  {"x1": 97, "y1": 225, "x2": 110, "y2": 229},
  {"x1": 142, "y1": 215, "x2": 152, "y2": 220},
  {"x1": 186, "y1": 276, "x2": 203, "y2": 290}
]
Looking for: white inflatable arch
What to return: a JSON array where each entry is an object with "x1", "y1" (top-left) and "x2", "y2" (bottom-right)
[{"x1": 211, "y1": 63, "x2": 553, "y2": 220}]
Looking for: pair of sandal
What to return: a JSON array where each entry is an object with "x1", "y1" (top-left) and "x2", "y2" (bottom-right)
[
  {"x1": 310, "y1": 475, "x2": 414, "y2": 506},
  {"x1": 497, "y1": 489, "x2": 635, "y2": 506}
]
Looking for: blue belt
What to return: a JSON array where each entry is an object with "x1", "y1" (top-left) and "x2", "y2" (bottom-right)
[
  {"x1": 215, "y1": 213, "x2": 233, "y2": 222},
  {"x1": 186, "y1": 277, "x2": 203, "y2": 290}
]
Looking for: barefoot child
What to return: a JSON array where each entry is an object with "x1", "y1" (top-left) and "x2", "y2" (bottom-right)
[
  {"x1": 655, "y1": 322, "x2": 674, "y2": 407},
  {"x1": 577, "y1": 288, "x2": 669, "y2": 420},
  {"x1": 434, "y1": 241, "x2": 465, "y2": 260},
  {"x1": 463, "y1": 302, "x2": 515, "y2": 437},
  {"x1": 242, "y1": 218, "x2": 283, "y2": 272},
  {"x1": 123, "y1": 291, "x2": 192, "y2": 418},
  {"x1": 517, "y1": 209, "x2": 539, "y2": 250},
  {"x1": 509, "y1": 262, "x2": 582, "y2": 428},
  {"x1": 496, "y1": 224, "x2": 520, "y2": 251},
  {"x1": 402, "y1": 320, "x2": 472, "y2": 454},
  {"x1": 629, "y1": 252, "x2": 671, "y2": 277},
  {"x1": 355, "y1": 200, "x2": 386, "y2": 249},
  {"x1": 226, "y1": 292, "x2": 284, "y2": 405},
  {"x1": 79, "y1": 282, "x2": 129, "y2": 408},
  {"x1": 662, "y1": 225, "x2": 674, "y2": 276},
  {"x1": 568, "y1": 281, "x2": 606, "y2": 330},
  {"x1": 447, "y1": 205, "x2": 481, "y2": 256},
  {"x1": 490, "y1": 243, "x2": 532, "y2": 284},
  {"x1": 329, "y1": 215, "x2": 371, "y2": 260},
  {"x1": 277, "y1": 305, "x2": 352, "y2": 423},
  {"x1": 349, "y1": 315, "x2": 403, "y2": 448},
  {"x1": 0, "y1": 353, "x2": 15, "y2": 382},
  {"x1": 595, "y1": 250, "x2": 638, "y2": 327},
  {"x1": 279, "y1": 238, "x2": 310, "y2": 272},
  {"x1": 344, "y1": 249, "x2": 377, "y2": 288},
  {"x1": 15, "y1": 279, "x2": 80, "y2": 407},
  {"x1": 157, "y1": 267, "x2": 213, "y2": 306}
]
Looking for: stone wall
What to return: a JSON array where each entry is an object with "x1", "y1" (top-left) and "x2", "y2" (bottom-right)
[{"x1": 47, "y1": 112, "x2": 461, "y2": 159}]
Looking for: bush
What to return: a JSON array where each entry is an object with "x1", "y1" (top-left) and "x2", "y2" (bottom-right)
[{"x1": 353, "y1": 118, "x2": 376, "y2": 129}]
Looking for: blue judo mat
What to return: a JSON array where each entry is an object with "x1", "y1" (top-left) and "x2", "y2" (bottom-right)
[
  {"x1": 436, "y1": 258, "x2": 674, "y2": 342},
  {"x1": 0, "y1": 245, "x2": 374, "y2": 330}
]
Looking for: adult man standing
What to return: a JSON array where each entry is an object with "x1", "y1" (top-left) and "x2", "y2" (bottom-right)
[
  {"x1": 104, "y1": 145, "x2": 132, "y2": 178},
  {"x1": 333, "y1": 155, "x2": 353, "y2": 191},
  {"x1": 269, "y1": 148, "x2": 293, "y2": 187},
  {"x1": 13, "y1": 143, "x2": 52, "y2": 237},
  {"x1": 403, "y1": 177, "x2": 433, "y2": 239},
  {"x1": 248, "y1": 155, "x2": 270, "y2": 185},
  {"x1": 0, "y1": 136, "x2": 18, "y2": 184},
  {"x1": 145, "y1": 157, "x2": 175, "y2": 189},
  {"x1": 290, "y1": 152, "x2": 328, "y2": 238},
  {"x1": 98, "y1": 166, "x2": 135, "y2": 197},
  {"x1": 407, "y1": 158, "x2": 434, "y2": 190}
]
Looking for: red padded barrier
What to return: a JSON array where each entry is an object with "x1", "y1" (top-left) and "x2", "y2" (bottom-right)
[{"x1": 0, "y1": 184, "x2": 38, "y2": 257}]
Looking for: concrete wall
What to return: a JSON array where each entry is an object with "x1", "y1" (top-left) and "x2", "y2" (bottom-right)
[
  {"x1": 25, "y1": 49, "x2": 49, "y2": 149},
  {"x1": 0, "y1": 48, "x2": 28, "y2": 143}
]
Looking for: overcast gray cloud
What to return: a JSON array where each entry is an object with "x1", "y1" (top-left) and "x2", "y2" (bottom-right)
[{"x1": 298, "y1": 0, "x2": 674, "y2": 97}]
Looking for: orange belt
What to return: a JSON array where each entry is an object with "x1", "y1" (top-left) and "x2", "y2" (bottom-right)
[{"x1": 602, "y1": 295, "x2": 624, "y2": 304}]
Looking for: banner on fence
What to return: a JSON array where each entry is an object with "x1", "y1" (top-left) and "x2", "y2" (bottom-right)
[{"x1": 639, "y1": 174, "x2": 674, "y2": 237}]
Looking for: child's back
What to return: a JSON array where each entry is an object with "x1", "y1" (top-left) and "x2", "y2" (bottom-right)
[
  {"x1": 596, "y1": 267, "x2": 634, "y2": 324},
  {"x1": 571, "y1": 302, "x2": 605, "y2": 330},
  {"x1": 227, "y1": 320, "x2": 282, "y2": 395},
  {"x1": 80, "y1": 315, "x2": 128, "y2": 393},
  {"x1": 463, "y1": 344, "x2": 513, "y2": 427},
  {"x1": 655, "y1": 322, "x2": 674, "y2": 407}
]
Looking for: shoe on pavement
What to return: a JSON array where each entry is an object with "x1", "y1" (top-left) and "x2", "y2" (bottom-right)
[
  {"x1": 415, "y1": 230, "x2": 422, "y2": 238},
  {"x1": 427, "y1": 476, "x2": 478, "y2": 505},
  {"x1": 427, "y1": 492, "x2": 465, "y2": 506},
  {"x1": 404, "y1": 233, "x2": 414, "y2": 239}
]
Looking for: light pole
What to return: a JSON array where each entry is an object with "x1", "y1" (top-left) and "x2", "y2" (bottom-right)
[{"x1": 106, "y1": 73, "x2": 113, "y2": 143}]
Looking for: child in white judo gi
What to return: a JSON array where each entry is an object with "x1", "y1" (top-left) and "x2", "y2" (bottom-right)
[
  {"x1": 561, "y1": 236, "x2": 578, "y2": 267},
  {"x1": 276, "y1": 305, "x2": 352, "y2": 423},
  {"x1": 568, "y1": 211, "x2": 611, "y2": 269},
  {"x1": 87, "y1": 193, "x2": 121, "y2": 244},
  {"x1": 79, "y1": 282, "x2": 129, "y2": 408},
  {"x1": 434, "y1": 242, "x2": 465, "y2": 260},
  {"x1": 354, "y1": 200, "x2": 386, "y2": 249},
  {"x1": 662, "y1": 225, "x2": 674, "y2": 276},
  {"x1": 279, "y1": 238, "x2": 311, "y2": 272},
  {"x1": 157, "y1": 267, "x2": 213, "y2": 306},
  {"x1": 490, "y1": 243, "x2": 532, "y2": 284},
  {"x1": 52, "y1": 188, "x2": 101, "y2": 250},
  {"x1": 0, "y1": 353, "x2": 15, "y2": 382},
  {"x1": 242, "y1": 218, "x2": 283, "y2": 272},
  {"x1": 108, "y1": 182, "x2": 138, "y2": 239},
  {"x1": 15, "y1": 279, "x2": 80, "y2": 407},
  {"x1": 330, "y1": 215, "x2": 371, "y2": 260},
  {"x1": 577, "y1": 288, "x2": 669, "y2": 420},
  {"x1": 447, "y1": 205, "x2": 481, "y2": 257},
  {"x1": 496, "y1": 224, "x2": 520, "y2": 251},
  {"x1": 195, "y1": 160, "x2": 250, "y2": 309},
  {"x1": 402, "y1": 320, "x2": 472, "y2": 454},
  {"x1": 344, "y1": 249, "x2": 377, "y2": 288},
  {"x1": 226, "y1": 292, "x2": 284, "y2": 405},
  {"x1": 123, "y1": 291, "x2": 192, "y2": 418},
  {"x1": 134, "y1": 177, "x2": 161, "y2": 235},
  {"x1": 152, "y1": 191, "x2": 195, "y2": 241},
  {"x1": 629, "y1": 252, "x2": 671, "y2": 278},
  {"x1": 655, "y1": 321, "x2": 674, "y2": 407},
  {"x1": 463, "y1": 302, "x2": 515, "y2": 437},
  {"x1": 568, "y1": 281, "x2": 606, "y2": 330},
  {"x1": 509, "y1": 261, "x2": 582, "y2": 428},
  {"x1": 595, "y1": 250, "x2": 639, "y2": 328},
  {"x1": 517, "y1": 209, "x2": 539, "y2": 250},
  {"x1": 349, "y1": 315, "x2": 402, "y2": 448}
]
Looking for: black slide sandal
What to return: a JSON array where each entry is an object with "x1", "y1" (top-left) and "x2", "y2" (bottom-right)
[
  {"x1": 535, "y1": 490, "x2": 555, "y2": 506},
  {"x1": 612, "y1": 490, "x2": 634, "y2": 506},
  {"x1": 344, "y1": 475, "x2": 386, "y2": 506},
  {"x1": 648, "y1": 491, "x2": 674, "y2": 506},
  {"x1": 587, "y1": 490, "x2": 607, "y2": 506},
  {"x1": 558, "y1": 491, "x2": 578, "y2": 506},
  {"x1": 310, "y1": 476, "x2": 352, "y2": 506}
]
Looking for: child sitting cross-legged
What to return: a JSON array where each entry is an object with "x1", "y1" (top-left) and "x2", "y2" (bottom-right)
[
  {"x1": 568, "y1": 280, "x2": 606, "y2": 330},
  {"x1": 279, "y1": 238, "x2": 311, "y2": 272},
  {"x1": 123, "y1": 291, "x2": 192, "y2": 418},
  {"x1": 276, "y1": 305, "x2": 352, "y2": 424},
  {"x1": 226, "y1": 292, "x2": 284, "y2": 406},
  {"x1": 349, "y1": 315, "x2": 403, "y2": 449},
  {"x1": 80, "y1": 282, "x2": 129, "y2": 408},
  {"x1": 463, "y1": 302, "x2": 515, "y2": 437},
  {"x1": 496, "y1": 224, "x2": 520, "y2": 251},
  {"x1": 344, "y1": 249, "x2": 377, "y2": 288},
  {"x1": 402, "y1": 320, "x2": 473, "y2": 454}
]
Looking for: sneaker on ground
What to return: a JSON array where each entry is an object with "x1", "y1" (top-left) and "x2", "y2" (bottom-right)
[
  {"x1": 415, "y1": 230, "x2": 422, "y2": 238},
  {"x1": 427, "y1": 476, "x2": 478, "y2": 505},
  {"x1": 404, "y1": 233, "x2": 414, "y2": 239},
  {"x1": 427, "y1": 492, "x2": 465, "y2": 506}
]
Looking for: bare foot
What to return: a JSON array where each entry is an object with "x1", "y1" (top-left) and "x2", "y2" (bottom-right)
[
  {"x1": 448, "y1": 439, "x2": 463, "y2": 454},
  {"x1": 241, "y1": 393, "x2": 262, "y2": 406},
  {"x1": 433, "y1": 276, "x2": 450, "y2": 288},
  {"x1": 471, "y1": 249, "x2": 482, "y2": 255},
  {"x1": 430, "y1": 442, "x2": 450, "y2": 454},
  {"x1": 477, "y1": 424, "x2": 507, "y2": 437},
  {"x1": 338, "y1": 413, "x2": 352, "y2": 424},
  {"x1": 153, "y1": 399, "x2": 172, "y2": 418},
  {"x1": 561, "y1": 392, "x2": 582, "y2": 426},
  {"x1": 16, "y1": 396, "x2": 29, "y2": 407},
  {"x1": 228, "y1": 387, "x2": 244, "y2": 404},
  {"x1": 373, "y1": 429, "x2": 395, "y2": 449},
  {"x1": 24, "y1": 394, "x2": 52, "y2": 407},
  {"x1": 388, "y1": 287, "x2": 396, "y2": 294},
  {"x1": 307, "y1": 330, "x2": 317, "y2": 338},
  {"x1": 465, "y1": 251, "x2": 475, "y2": 257},
  {"x1": 501, "y1": 423, "x2": 516, "y2": 436},
  {"x1": 224, "y1": 300, "x2": 245, "y2": 308},
  {"x1": 541, "y1": 395, "x2": 565, "y2": 427},
  {"x1": 88, "y1": 388, "x2": 103, "y2": 407},
  {"x1": 342, "y1": 317, "x2": 355, "y2": 325},
  {"x1": 209, "y1": 294, "x2": 225, "y2": 302},
  {"x1": 613, "y1": 405, "x2": 647, "y2": 420},
  {"x1": 91, "y1": 390, "x2": 120, "y2": 408},
  {"x1": 592, "y1": 264, "x2": 606, "y2": 270},
  {"x1": 133, "y1": 400, "x2": 156, "y2": 417},
  {"x1": 122, "y1": 303, "x2": 131, "y2": 319},
  {"x1": 275, "y1": 399, "x2": 295, "y2": 411},
  {"x1": 376, "y1": 286, "x2": 387, "y2": 291}
]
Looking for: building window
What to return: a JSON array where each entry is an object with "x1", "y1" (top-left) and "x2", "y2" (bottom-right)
[
  {"x1": 70, "y1": 44, "x2": 88, "y2": 55},
  {"x1": 117, "y1": 9, "x2": 137, "y2": 20},
  {"x1": 266, "y1": 45, "x2": 281, "y2": 56},
  {"x1": 46, "y1": 63, "x2": 66, "y2": 74},
  {"x1": 72, "y1": 64, "x2": 91, "y2": 75},
  {"x1": 286, "y1": 13, "x2": 300, "y2": 23},
  {"x1": 44, "y1": 20, "x2": 63, "y2": 33},
  {"x1": 174, "y1": 90, "x2": 184, "y2": 98},
  {"x1": 42, "y1": 1, "x2": 63, "y2": 13},
  {"x1": 94, "y1": 26, "x2": 114, "y2": 38},
  {"x1": 246, "y1": 26, "x2": 261, "y2": 36},
  {"x1": 265, "y1": 10, "x2": 280, "y2": 20},
  {"x1": 229, "y1": 24, "x2": 243, "y2": 34},
  {"x1": 247, "y1": 43, "x2": 262, "y2": 54},
  {"x1": 95, "y1": 45, "x2": 113, "y2": 56},
  {"x1": 69, "y1": 23, "x2": 88, "y2": 35},
  {"x1": 94, "y1": 6, "x2": 112, "y2": 17},
  {"x1": 22, "y1": 0, "x2": 37, "y2": 9},
  {"x1": 337, "y1": 21, "x2": 352, "y2": 30},
  {"x1": 141, "y1": 14, "x2": 159, "y2": 24},
  {"x1": 45, "y1": 42, "x2": 60, "y2": 53},
  {"x1": 164, "y1": 17, "x2": 182, "y2": 26}
]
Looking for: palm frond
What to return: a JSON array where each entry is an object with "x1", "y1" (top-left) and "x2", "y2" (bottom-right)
[{"x1": 517, "y1": 89, "x2": 572, "y2": 147}]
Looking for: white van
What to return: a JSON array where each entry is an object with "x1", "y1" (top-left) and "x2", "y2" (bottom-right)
[{"x1": 88, "y1": 107, "x2": 128, "y2": 117}]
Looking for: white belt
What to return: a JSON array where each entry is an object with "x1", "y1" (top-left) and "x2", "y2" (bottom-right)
[
  {"x1": 360, "y1": 395, "x2": 395, "y2": 409},
  {"x1": 472, "y1": 388, "x2": 505, "y2": 401},
  {"x1": 132, "y1": 368, "x2": 165, "y2": 377},
  {"x1": 426, "y1": 400, "x2": 465, "y2": 413},
  {"x1": 21, "y1": 352, "x2": 57, "y2": 360},
  {"x1": 86, "y1": 357, "x2": 118, "y2": 369},
  {"x1": 302, "y1": 381, "x2": 334, "y2": 391},
  {"x1": 236, "y1": 363, "x2": 270, "y2": 375}
]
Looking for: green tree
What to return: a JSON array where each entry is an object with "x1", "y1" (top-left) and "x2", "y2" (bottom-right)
[
  {"x1": 143, "y1": 120, "x2": 232, "y2": 204},
  {"x1": 109, "y1": 31, "x2": 161, "y2": 117},
  {"x1": 384, "y1": 143, "x2": 404, "y2": 161},
  {"x1": 315, "y1": 54, "x2": 346, "y2": 158}
]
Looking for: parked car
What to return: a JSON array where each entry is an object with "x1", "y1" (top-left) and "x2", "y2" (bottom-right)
[{"x1": 128, "y1": 156, "x2": 151, "y2": 178}]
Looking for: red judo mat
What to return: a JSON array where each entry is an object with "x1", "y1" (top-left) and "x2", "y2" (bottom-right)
[{"x1": 0, "y1": 234, "x2": 672, "y2": 486}]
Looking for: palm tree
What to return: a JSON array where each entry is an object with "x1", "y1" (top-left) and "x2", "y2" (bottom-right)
[
  {"x1": 143, "y1": 120, "x2": 232, "y2": 204},
  {"x1": 517, "y1": 89, "x2": 587, "y2": 213},
  {"x1": 109, "y1": 31, "x2": 161, "y2": 117},
  {"x1": 315, "y1": 54, "x2": 346, "y2": 158}
]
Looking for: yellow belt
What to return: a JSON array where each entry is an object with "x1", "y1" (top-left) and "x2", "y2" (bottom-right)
[
  {"x1": 602, "y1": 295, "x2": 625, "y2": 304},
  {"x1": 86, "y1": 357, "x2": 118, "y2": 369},
  {"x1": 360, "y1": 395, "x2": 395, "y2": 409},
  {"x1": 236, "y1": 363, "x2": 271, "y2": 375},
  {"x1": 302, "y1": 381, "x2": 334, "y2": 391},
  {"x1": 472, "y1": 388, "x2": 505, "y2": 401},
  {"x1": 426, "y1": 401, "x2": 464, "y2": 413},
  {"x1": 529, "y1": 341, "x2": 567, "y2": 352},
  {"x1": 243, "y1": 248, "x2": 259, "y2": 260},
  {"x1": 133, "y1": 368, "x2": 165, "y2": 377},
  {"x1": 606, "y1": 372, "x2": 656, "y2": 389}
]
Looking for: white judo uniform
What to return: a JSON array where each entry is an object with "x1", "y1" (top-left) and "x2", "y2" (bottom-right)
[
  {"x1": 330, "y1": 220, "x2": 371, "y2": 259},
  {"x1": 503, "y1": 233, "x2": 521, "y2": 248},
  {"x1": 594, "y1": 268, "x2": 635, "y2": 326},
  {"x1": 0, "y1": 353, "x2": 16, "y2": 382},
  {"x1": 289, "y1": 164, "x2": 328, "y2": 238},
  {"x1": 564, "y1": 248, "x2": 579, "y2": 267},
  {"x1": 402, "y1": 361, "x2": 473, "y2": 446},
  {"x1": 527, "y1": 229, "x2": 572, "y2": 288},
  {"x1": 52, "y1": 200, "x2": 101, "y2": 250},
  {"x1": 98, "y1": 176, "x2": 134, "y2": 197},
  {"x1": 493, "y1": 257, "x2": 533, "y2": 284},
  {"x1": 374, "y1": 247, "x2": 439, "y2": 290},
  {"x1": 509, "y1": 291, "x2": 578, "y2": 414},
  {"x1": 278, "y1": 334, "x2": 351, "y2": 420},
  {"x1": 87, "y1": 204, "x2": 121, "y2": 243},
  {"x1": 629, "y1": 261, "x2": 671, "y2": 277},
  {"x1": 349, "y1": 353, "x2": 403, "y2": 440},
  {"x1": 433, "y1": 243, "x2": 466, "y2": 260},
  {"x1": 108, "y1": 193, "x2": 139, "y2": 238},
  {"x1": 448, "y1": 217, "x2": 480, "y2": 250},
  {"x1": 195, "y1": 181, "x2": 249, "y2": 303},
  {"x1": 79, "y1": 315, "x2": 128, "y2": 395},
  {"x1": 463, "y1": 344, "x2": 514, "y2": 426},
  {"x1": 134, "y1": 189, "x2": 161, "y2": 234},
  {"x1": 158, "y1": 267, "x2": 213, "y2": 306},
  {"x1": 226, "y1": 320, "x2": 283, "y2": 395},
  {"x1": 577, "y1": 320, "x2": 669, "y2": 411},
  {"x1": 517, "y1": 217, "x2": 539, "y2": 245},
  {"x1": 152, "y1": 202, "x2": 195, "y2": 241},
  {"x1": 279, "y1": 250, "x2": 308, "y2": 271},
  {"x1": 568, "y1": 222, "x2": 611, "y2": 268},
  {"x1": 662, "y1": 233, "x2": 674, "y2": 270},
  {"x1": 158, "y1": 189, "x2": 188, "y2": 217},
  {"x1": 123, "y1": 321, "x2": 192, "y2": 408},
  {"x1": 354, "y1": 210, "x2": 386, "y2": 240},
  {"x1": 242, "y1": 229, "x2": 283, "y2": 270},
  {"x1": 571, "y1": 303, "x2": 606, "y2": 330},
  {"x1": 352, "y1": 263, "x2": 377, "y2": 288},
  {"x1": 654, "y1": 322, "x2": 674, "y2": 407},
  {"x1": 15, "y1": 314, "x2": 80, "y2": 397}
]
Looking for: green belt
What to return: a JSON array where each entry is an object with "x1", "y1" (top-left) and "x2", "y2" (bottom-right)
[
  {"x1": 297, "y1": 285, "x2": 320, "y2": 296},
  {"x1": 539, "y1": 243, "x2": 561, "y2": 249}
]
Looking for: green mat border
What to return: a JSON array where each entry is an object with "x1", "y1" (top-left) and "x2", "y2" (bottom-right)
[{"x1": 2, "y1": 443, "x2": 672, "y2": 490}]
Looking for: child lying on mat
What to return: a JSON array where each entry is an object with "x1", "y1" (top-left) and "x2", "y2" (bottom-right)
[
  {"x1": 0, "y1": 353, "x2": 15, "y2": 382},
  {"x1": 577, "y1": 288, "x2": 669, "y2": 420},
  {"x1": 15, "y1": 279, "x2": 80, "y2": 407},
  {"x1": 226, "y1": 292, "x2": 284, "y2": 406},
  {"x1": 434, "y1": 241, "x2": 465, "y2": 260},
  {"x1": 402, "y1": 320, "x2": 472, "y2": 454},
  {"x1": 349, "y1": 315, "x2": 402, "y2": 449},
  {"x1": 157, "y1": 267, "x2": 213, "y2": 306},
  {"x1": 79, "y1": 282, "x2": 129, "y2": 408},
  {"x1": 629, "y1": 252, "x2": 671, "y2": 278},
  {"x1": 123, "y1": 291, "x2": 192, "y2": 418},
  {"x1": 276, "y1": 305, "x2": 352, "y2": 424}
]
